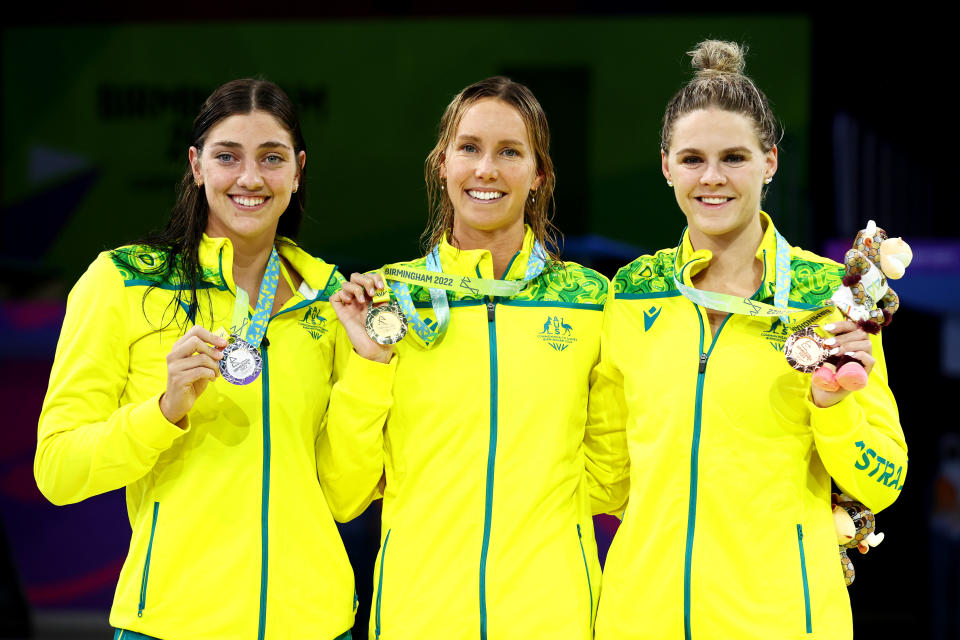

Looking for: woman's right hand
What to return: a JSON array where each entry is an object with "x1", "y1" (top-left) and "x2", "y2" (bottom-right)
[
  {"x1": 159, "y1": 326, "x2": 228, "y2": 427},
  {"x1": 330, "y1": 273, "x2": 395, "y2": 364}
]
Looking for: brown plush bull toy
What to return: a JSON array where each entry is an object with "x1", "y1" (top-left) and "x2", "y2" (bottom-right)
[{"x1": 833, "y1": 493, "x2": 885, "y2": 586}]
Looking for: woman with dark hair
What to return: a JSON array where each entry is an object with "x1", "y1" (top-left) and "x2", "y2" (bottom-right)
[
  {"x1": 590, "y1": 41, "x2": 907, "y2": 639},
  {"x1": 35, "y1": 78, "x2": 380, "y2": 639},
  {"x1": 326, "y1": 76, "x2": 619, "y2": 639}
]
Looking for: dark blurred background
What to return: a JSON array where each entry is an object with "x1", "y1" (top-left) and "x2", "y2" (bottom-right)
[{"x1": 2, "y1": 6, "x2": 958, "y2": 639}]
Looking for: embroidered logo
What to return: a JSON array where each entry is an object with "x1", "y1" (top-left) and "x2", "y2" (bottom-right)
[
  {"x1": 760, "y1": 317, "x2": 791, "y2": 352},
  {"x1": 643, "y1": 305, "x2": 662, "y2": 332},
  {"x1": 299, "y1": 306, "x2": 329, "y2": 340},
  {"x1": 538, "y1": 315, "x2": 577, "y2": 352}
]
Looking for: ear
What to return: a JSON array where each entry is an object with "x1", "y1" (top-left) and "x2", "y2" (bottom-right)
[
  {"x1": 296, "y1": 150, "x2": 306, "y2": 181},
  {"x1": 189, "y1": 146, "x2": 202, "y2": 185},
  {"x1": 661, "y1": 149, "x2": 671, "y2": 183},
  {"x1": 764, "y1": 145, "x2": 779, "y2": 182},
  {"x1": 531, "y1": 168, "x2": 544, "y2": 191}
]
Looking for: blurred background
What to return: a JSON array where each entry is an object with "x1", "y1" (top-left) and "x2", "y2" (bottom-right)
[{"x1": 2, "y1": 6, "x2": 958, "y2": 639}]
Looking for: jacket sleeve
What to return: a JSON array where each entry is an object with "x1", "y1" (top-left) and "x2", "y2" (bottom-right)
[
  {"x1": 35, "y1": 254, "x2": 189, "y2": 506},
  {"x1": 585, "y1": 295, "x2": 630, "y2": 516},
  {"x1": 316, "y1": 322, "x2": 395, "y2": 522},
  {"x1": 808, "y1": 331, "x2": 907, "y2": 513}
]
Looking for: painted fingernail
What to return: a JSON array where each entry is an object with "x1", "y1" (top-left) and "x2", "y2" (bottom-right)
[
  {"x1": 845, "y1": 351, "x2": 856, "y2": 357},
  {"x1": 824, "y1": 323, "x2": 836, "y2": 331},
  {"x1": 828, "y1": 347, "x2": 840, "y2": 356},
  {"x1": 824, "y1": 337, "x2": 836, "y2": 346}
]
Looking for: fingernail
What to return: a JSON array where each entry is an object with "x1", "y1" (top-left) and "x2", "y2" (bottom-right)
[
  {"x1": 845, "y1": 351, "x2": 856, "y2": 356},
  {"x1": 824, "y1": 323, "x2": 836, "y2": 331},
  {"x1": 824, "y1": 337, "x2": 836, "y2": 346},
  {"x1": 829, "y1": 347, "x2": 840, "y2": 356}
]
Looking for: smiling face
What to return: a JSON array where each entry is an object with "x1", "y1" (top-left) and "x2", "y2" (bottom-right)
[
  {"x1": 662, "y1": 108, "x2": 777, "y2": 243},
  {"x1": 441, "y1": 98, "x2": 543, "y2": 241},
  {"x1": 190, "y1": 110, "x2": 305, "y2": 245}
]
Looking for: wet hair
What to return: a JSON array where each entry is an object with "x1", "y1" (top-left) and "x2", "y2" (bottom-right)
[
  {"x1": 119, "y1": 78, "x2": 307, "y2": 326},
  {"x1": 661, "y1": 40, "x2": 781, "y2": 153},
  {"x1": 423, "y1": 76, "x2": 561, "y2": 262}
]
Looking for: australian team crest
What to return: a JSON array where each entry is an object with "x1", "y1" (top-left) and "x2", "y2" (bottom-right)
[
  {"x1": 300, "y1": 306, "x2": 329, "y2": 340},
  {"x1": 538, "y1": 315, "x2": 577, "y2": 352},
  {"x1": 761, "y1": 317, "x2": 792, "y2": 352}
]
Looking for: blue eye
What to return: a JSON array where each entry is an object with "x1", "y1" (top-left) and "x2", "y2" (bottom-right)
[
  {"x1": 216, "y1": 153, "x2": 236, "y2": 163},
  {"x1": 502, "y1": 148, "x2": 519, "y2": 158},
  {"x1": 681, "y1": 155, "x2": 702, "y2": 165},
  {"x1": 263, "y1": 154, "x2": 284, "y2": 165},
  {"x1": 461, "y1": 143, "x2": 478, "y2": 153}
]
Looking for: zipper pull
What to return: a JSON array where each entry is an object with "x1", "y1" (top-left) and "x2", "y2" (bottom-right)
[
  {"x1": 698, "y1": 353, "x2": 707, "y2": 373},
  {"x1": 487, "y1": 300, "x2": 496, "y2": 322}
]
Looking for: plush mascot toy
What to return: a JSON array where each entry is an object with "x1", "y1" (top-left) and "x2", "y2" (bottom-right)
[
  {"x1": 833, "y1": 493, "x2": 885, "y2": 586},
  {"x1": 811, "y1": 220, "x2": 913, "y2": 392}
]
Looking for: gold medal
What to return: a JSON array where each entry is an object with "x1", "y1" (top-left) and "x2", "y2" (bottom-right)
[
  {"x1": 366, "y1": 303, "x2": 407, "y2": 345},
  {"x1": 784, "y1": 326, "x2": 827, "y2": 372}
]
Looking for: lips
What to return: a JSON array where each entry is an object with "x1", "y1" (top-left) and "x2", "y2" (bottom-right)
[{"x1": 466, "y1": 189, "x2": 505, "y2": 201}]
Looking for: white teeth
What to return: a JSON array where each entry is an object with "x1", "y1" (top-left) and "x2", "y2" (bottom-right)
[
  {"x1": 233, "y1": 196, "x2": 266, "y2": 207},
  {"x1": 467, "y1": 190, "x2": 504, "y2": 201},
  {"x1": 700, "y1": 197, "x2": 730, "y2": 205}
]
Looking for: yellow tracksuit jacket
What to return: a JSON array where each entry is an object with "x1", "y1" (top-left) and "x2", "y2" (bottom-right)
[
  {"x1": 323, "y1": 228, "x2": 610, "y2": 639},
  {"x1": 589, "y1": 214, "x2": 907, "y2": 640},
  {"x1": 35, "y1": 235, "x2": 393, "y2": 639}
]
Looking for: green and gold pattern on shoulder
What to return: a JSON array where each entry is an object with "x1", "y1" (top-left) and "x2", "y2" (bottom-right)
[
  {"x1": 322, "y1": 270, "x2": 346, "y2": 298},
  {"x1": 509, "y1": 262, "x2": 607, "y2": 305},
  {"x1": 613, "y1": 249, "x2": 678, "y2": 296},
  {"x1": 788, "y1": 256, "x2": 844, "y2": 307},
  {"x1": 109, "y1": 245, "x2": 225, "y2": 289}
]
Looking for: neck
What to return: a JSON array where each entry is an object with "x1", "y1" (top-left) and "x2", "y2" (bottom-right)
[
  {"x1": 688, "y1": 214, "x2": 765, "y2": 291},
  {"x1": 451, "y1": 218, "x2": 525, "y2": 278}
]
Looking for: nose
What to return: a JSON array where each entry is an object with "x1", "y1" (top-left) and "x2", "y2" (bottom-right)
[
  {"x1": 475, "y1": 153, "x2": 498, "y2": 181},
  {"x1": 700, "y1": 161, "x2": 726, "y2": 186},
  {"x1": 237, "y1": 158, "x2": 264, "y2": 190}
]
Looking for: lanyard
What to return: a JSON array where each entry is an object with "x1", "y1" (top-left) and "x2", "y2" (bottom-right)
[
  {"x1": 385, "y1": 241, "x2": 548, "y2": 347},
  {"x1": 672, "y1": 227, "x2": 810, "y2": 323},
  {"x1": 229, "y1": 245, "x2": 281, "y2": 347}
]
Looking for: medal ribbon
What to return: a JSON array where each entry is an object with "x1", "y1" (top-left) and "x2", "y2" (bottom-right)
[
  {"x1": 228, "y1": 246, "x2": 281, "y2": 348},
  {"x1": 383, "y1": 241, "x2": 548, "y2": 347},
  {"x1": 672, "y1": 226, "x2": 820, "y2": 321}
]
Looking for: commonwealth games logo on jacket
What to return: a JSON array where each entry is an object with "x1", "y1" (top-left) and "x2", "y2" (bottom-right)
[
  {"x1": 299, "y1": 306, "x2": 329, "y2": 340},
  {"x1": 538, "y1": 315, "x2": 577, "y2": 352}
]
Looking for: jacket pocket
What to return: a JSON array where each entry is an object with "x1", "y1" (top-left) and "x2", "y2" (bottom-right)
[
  {"x1": 796, "y1": 524, "x2": 812, "y2": 634},
  {"x1": 375, "y1": 528, "x2": 392, "y2": 640},
  {"x1": 576, "y1": 524, "x2": 594, "y2": 627},
  {"x1": 138, "y1": 502, "x2": 160, "y2": 617}
]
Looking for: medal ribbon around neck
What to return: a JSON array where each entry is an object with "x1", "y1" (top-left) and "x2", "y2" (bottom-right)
[
  {"x1": 378, "y1": 241, "x2": 548, "y2": 348},
  {"x1": 672, "y1": 226, "x2": 820, "y2": 323},
  {"x1": 228, "y1": 245, "x2": 281, "y2": 347}
]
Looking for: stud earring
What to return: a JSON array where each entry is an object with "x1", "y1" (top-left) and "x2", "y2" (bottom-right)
[
  {"x1": 666, "y1": 179, "x2": 673, "y2": 187},
  {"x1": 293, "y1": 182, "x2": 299, "y2": 193},
  {"x1": 529, "y1": 191, "x2": 536, "y2": 203},
  {"x1": 440, "y1": 183, "x2": 445, "y2": 191},
  {"x1": 764, "y1": 177, "x2": 772, "y2": 185}
]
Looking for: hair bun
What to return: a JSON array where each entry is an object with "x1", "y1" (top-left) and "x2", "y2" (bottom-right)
[{"x1": 689, "y1": 40, "x2": 746, "y2": 75}]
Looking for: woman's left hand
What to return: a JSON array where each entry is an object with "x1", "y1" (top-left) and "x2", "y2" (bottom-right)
[{"x1": 810, "y1": 320, "x2": 875, "y2": 408}]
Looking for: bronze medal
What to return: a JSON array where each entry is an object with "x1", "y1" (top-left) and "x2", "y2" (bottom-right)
[{"x1": 784, "y1": 326, "x2": 827, "y2": 373}]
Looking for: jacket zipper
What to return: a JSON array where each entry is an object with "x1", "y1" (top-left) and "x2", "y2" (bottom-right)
[
  {"x1": 137, "y1": 501, "x2": 160, "y2": 617},
  {"x1": 683, "y1": 308, "x2": 730, "y2": 640},
  {"x1": 576, "y1": 524, "x2": 594, "y2": 627},
  {"x1": 257, "y1": 339, "x2": 271, "y2": 640},
  {"x1": 479, "y1": 298, "x2": 498, "y2": 640},
  {"x1": 796, "y1": 524, "x2": 812, "y2": 634},
  {"x1": 375, "y1": 528, "x2": 392, "y2": 640}
]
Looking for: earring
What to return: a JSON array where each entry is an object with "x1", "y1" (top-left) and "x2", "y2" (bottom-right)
[
  {"x1": 666, "y1": 179, "x2": 673, "y2": 187},
  {"x1": 293, "y1": 182, "x2": 299, "y2": 193},
  {"x1": 529, "y1": 191, "x2": 536, "y2": 203},
  {"x1": 196, "y1": 181, "x2": 203, "y2": 188},
  {"x1": 764, "y1": 177, "x2": 772, "y2": 185},
  {"x1": 440, "y1": 183, "x2": 445, "y2": 191}
]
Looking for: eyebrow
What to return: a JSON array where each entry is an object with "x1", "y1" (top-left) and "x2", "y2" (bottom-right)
[
  {"x1": 674, "y1": 146, "x2": 752, "y2": 155},
  {"x1": 208, "y1": 140, "x2": 293, "y2": 151},
  {"x1": 456, "y1": 134, "x2": 527, "y2": 148}
]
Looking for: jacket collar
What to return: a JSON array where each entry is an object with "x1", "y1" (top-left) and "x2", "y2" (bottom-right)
[
  {"x1": 436, "y1": 225, "x2": 537, "y2": 280},
  {"x1": 676, "y1": 211, "x2": 781, "y2": 301},
  {"x1": 198, "y1": 234, "x2": 336, "y2": 296}
]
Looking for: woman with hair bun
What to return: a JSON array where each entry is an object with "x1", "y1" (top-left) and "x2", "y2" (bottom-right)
[
  {"x1": 36, "y1": 78, "x2": 382, "y2": 639},
  {"x1": 327, "y1": 76, "x2": 617, "y2": 639},
  {"x1": 589, "y1": 41, "x2": 907, "y2": 639}
]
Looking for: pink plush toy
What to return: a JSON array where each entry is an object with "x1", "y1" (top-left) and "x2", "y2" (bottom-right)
[{"x1": 811, "y1": 220, "x2": 912, "y2": 393}]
